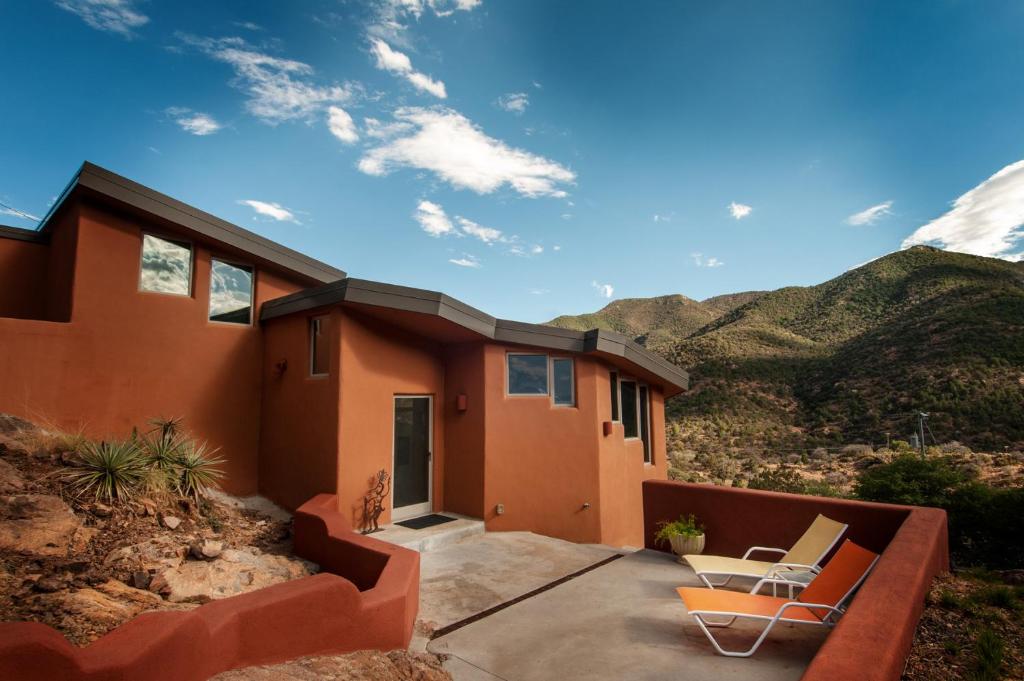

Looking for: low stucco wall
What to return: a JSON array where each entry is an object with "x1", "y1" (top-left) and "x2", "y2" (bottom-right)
[
  {"x1": 0, "y1": 495, "x2": 419, "y2": 681},
  {"x1": 643, "y1": 480, "x2": 948, "y2": 681}
]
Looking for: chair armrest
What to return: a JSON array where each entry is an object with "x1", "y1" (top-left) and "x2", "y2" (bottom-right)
[
  {"x1": 767, "y1": 562, "x2": 820, "y2": 575},
  {"x1": 775, "y1": 601, "x2": 844, "y2": 623},
  {"x1": 742, "y1": 546, "x2": 787, "y2": 559}
]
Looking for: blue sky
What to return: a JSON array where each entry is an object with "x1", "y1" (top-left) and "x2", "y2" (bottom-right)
[{"x1": 2, "y1": 1, "x2": 1023, "y2": 322}]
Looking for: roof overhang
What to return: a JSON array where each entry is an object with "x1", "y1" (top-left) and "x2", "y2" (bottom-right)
[
  {"x1": 261, "y1": 278, "x2": 690, "y2": 395},
  {"x1": 31, "y1": 162, "x2": 346, "y2": 285}
]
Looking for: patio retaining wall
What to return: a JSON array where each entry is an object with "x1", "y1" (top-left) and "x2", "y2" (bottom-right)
[
  {"x1": 643, "y1": 480, "x2": 948, "y2": 681},
  {"x1": 0, "y1": 494, "x2": 419, "y2": 681}
]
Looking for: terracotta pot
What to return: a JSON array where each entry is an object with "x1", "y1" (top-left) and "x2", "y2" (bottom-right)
[{"x1": 669, "y1": 533, "x2": 706, "y2": 563}]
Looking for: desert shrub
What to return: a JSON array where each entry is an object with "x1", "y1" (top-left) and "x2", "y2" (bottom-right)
[
  {"x1": 747, "y1": 466, "x2": 805, "y2": 494},
  {"x1": 947, "y1": 483, "x2": 1024, "y2": 569},
  {"x1": 173, "y1": 440, "x2": 226, "y2": 501},
  {"x1": 855, "y1": 455, "x2": 1024, "y2": 568},
  {"x1": 65, "y1": 439, "x2": 149, "y2": 502},
  {"x1": 854, "y1": 454, "x2": 968, "y2": 507}
]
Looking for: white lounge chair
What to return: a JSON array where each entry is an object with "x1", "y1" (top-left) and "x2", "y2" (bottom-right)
[{"x1": 683, "y1": 514, "x2": 847, "y2": 590}]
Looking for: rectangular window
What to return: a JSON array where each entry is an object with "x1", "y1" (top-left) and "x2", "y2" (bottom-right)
[
  {"x1": 639, "y1": 385, "x2": 651, "y2": 463},
  {"x1": 609, "y1": 371, "x2": 620, "y2": 421},
  {"x1": 507, "y1": 354, "x2": 549, "y2": 395},
  {"x1": 551, "y1": 358, "x2": 574, "y2": 406},
  {"x1": 140, "y1": 233, "x2": 192, "y2": 295},
  {"x1": 209, "y1": 259, "x2": 253, "y2": 324},
  {"x1": 620, "y1": 380, "x2": 638, "y2": 438},
  {"x1": 310, "y1": 316, "x2": 330, "y2": 376}
]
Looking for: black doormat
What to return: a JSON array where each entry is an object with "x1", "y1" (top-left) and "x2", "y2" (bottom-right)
[{"x1": 395, "y1": 513, "x2": 456, "y2": 530}]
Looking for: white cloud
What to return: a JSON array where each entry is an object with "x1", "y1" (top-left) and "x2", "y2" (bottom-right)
[
  {"x1": 327, "y1": 106, "x2": 359, "y2": 144},
  {"x1": 369, "y1": 39, "x2": 446, "y2": 98},
  {"x1": 653, "y1": 213, "x2": 674, "y2": 223},
  {"x1": 456, "y1": 217, "x2": 502, "y2": 243},
  {"x1": 553, "y1": 245, "x2": 561, "y2": 251},
  {"x1": 691, "y1": 252, "x2": 724, "y2": 268},
  {"x1": 359, "y1": 107, "x2": 575, "y2": 198},
  {"x1": 531, "y1": 245, "x2": 543, "y2": 255},
  {"x1": 182, "y1": 35, "x2": 356, "y2": 124},
  {"x1": 729, "y1": 202, "x2": 752, "y2": 220},
  {"x1": 529, "y1": 288, "x2": 549, "y2": 295},
  {"x1": 414, "y1": 200, "x2": 455, "y2": 237},
  {"x1": 166, "y1": 108, "x2": 222, "y2": 136},
  {"x1": 902, "y1": 160, "x2": 1024, "y2": 261},
  {"x1": 449, "y1": 254, "x2": 481, "y2": 268},
  {"x1": 238, "y1": 199, "x2": 301, "y2": 224},
  {"x1": 846, "y1": 200, "x2": 893, "y2": 226},
  {"x1": 497, "y1": 92, "x2": 529, "y2": 114},
  {"x1": 591, "y1": 281, "x2": 614, "y2": 298},
  {"x1": 0, "y1": 201, "x2": 41, "y2": 223},
  {"x1": 368, "y1": 0, "x2": 481, "y2": 44},
  {"x1": 55, "y1": 0, "x2": 148, "y2": 37}
]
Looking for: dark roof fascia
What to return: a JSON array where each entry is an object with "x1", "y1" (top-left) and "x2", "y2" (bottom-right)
[
  {"x1": 37, "y1": 162, "x2": 346, "y2": 284},
  {"x1": 586, "y1": 329, "x2": 690, "y2": 391},
  {"x1": 260, "y1": 278, "x2": 497, "y2": 337},
  {"x1": 0, "y1": 225, "x2": 48, "y2": 243},
  {"x1": 494, "y1": 319, "x2": 587, "y2": 353},
  {"x1": 260, "y1": 278, "x2": 689, "y2": 393}
]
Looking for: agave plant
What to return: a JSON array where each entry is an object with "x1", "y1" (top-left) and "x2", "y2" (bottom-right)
[
  {"x1": 64, "y1": 439, "x2": 149, "y2": 503},
  {"x1": 173, "y1": 441, "x2": 226, "y2": 501}
]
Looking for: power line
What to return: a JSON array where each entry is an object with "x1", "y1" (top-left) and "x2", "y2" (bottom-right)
[{"x1": 0, "y1": 200, "x2": 41, "y2": 224}]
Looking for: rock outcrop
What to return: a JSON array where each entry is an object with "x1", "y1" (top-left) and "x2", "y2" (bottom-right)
[{"x1": 0, "y1": 494, "x2": 95, "y2": 557}]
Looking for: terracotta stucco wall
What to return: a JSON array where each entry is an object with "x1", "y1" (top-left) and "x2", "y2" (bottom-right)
[
  {"x1": 480, "y1": 344, "x2": 604, "y2": 543},
  {"x1": 597, "y1": 382, "x2": 667, "y2": 547},
  {"x1": 336, "y1": 309, "x2": 447, "y2": 528},
  {"x1": 258, "y1": 310, "x2": 343, "y2": 511},
  {"x1": 0, "y1": 199, "x2": 309, "y2": 494},
  {"x1": 442, "y1": 343, "x2": 486, "y2": 518},
  {"x1": 0, "y1": 237, "x2": 48, "y2": 320}
]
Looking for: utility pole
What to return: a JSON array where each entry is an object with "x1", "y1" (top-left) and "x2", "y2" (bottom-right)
[{"x1": 917, "y1": 412, "x2": 929, "y2": 458}]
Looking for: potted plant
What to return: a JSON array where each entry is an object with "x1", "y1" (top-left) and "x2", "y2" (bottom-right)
[{"x1": 655, "y1": 513, "x2": 706, "y2": 563}]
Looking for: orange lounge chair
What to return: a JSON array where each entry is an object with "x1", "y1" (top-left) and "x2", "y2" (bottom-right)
[{"x1": 677, "y1": 540, "x2": 879, "y2": 657}]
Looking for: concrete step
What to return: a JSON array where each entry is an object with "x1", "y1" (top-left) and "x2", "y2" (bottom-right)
[{"x1": 372, "y1": 513, "x2": 485, "y2": 553}]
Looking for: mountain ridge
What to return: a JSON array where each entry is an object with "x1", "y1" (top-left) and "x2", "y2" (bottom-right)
[{"x1": 547, "y1": 246, "x2": 1024, "y2": 453}]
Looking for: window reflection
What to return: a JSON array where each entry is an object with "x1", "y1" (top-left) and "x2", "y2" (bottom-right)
[
  {"x1": 140, "y1": 234, "x2": 191, "y2": 295},
  {"x1": 209, "y1": 259, "x2": 253, "y2": 324}
]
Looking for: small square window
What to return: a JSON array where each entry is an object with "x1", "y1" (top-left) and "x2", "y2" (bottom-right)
[
  {"x1": 552, "y1": 358, "x2": 574, "y2": 406},
  {"x1": 209, "y1": 259, "x2": 253, "y2": 324},
  {"x1": 310, "y1": 316, "x2": 330, "y2": 376},
  {"x1": 140, "y1": 234, "x2": 192, "y2": 295},
  {"x1": 508, "y1": 354, "x2": 548, "y2": 395}
]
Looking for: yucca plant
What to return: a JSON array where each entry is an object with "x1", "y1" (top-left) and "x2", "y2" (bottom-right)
[
  {"x1": 173, "y1": 441, "x2": 226, "y2": 501},
  {"x1": 148, "y1": 416, "x2": 183, "y2": 445},
  {"x1": 64, "y1": 439, "x2": 149, "y2": 503}
]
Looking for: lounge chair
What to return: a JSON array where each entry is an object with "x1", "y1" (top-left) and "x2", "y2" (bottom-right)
[
  {"x1": 683, "y1": 514, "x2": 847, "y2": 589},
  {"x1": 677, "y1": 539, "x2": 880, "y2": 657}
]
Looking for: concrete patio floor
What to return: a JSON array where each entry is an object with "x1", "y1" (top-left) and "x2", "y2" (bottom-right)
[
  {"x1": 413, "y1": 530, "x2": 621, "y2": 646},
  {"x1": 424, "y1": 546, "x2": 828, "y2": 681}
]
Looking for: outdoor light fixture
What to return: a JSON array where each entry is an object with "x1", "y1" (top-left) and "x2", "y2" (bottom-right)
[
  {"x1": 457, "y1": 394, "x2": 468, "y2": 412},
  {"x1": 602, "y1": 421, "x2": 613, "y2": 436}
]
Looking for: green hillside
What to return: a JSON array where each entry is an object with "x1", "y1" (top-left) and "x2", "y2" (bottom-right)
[
  {"x1": 547, "y1": 294, "x2": 719, "y2": 352},
  {"x1": 548, "y1": 246, "x2": 1024, "y2": 455}
]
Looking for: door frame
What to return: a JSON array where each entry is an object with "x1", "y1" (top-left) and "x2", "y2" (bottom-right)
[{"x1": 391, "y1": 394, "x2": 434, "y2": 521}]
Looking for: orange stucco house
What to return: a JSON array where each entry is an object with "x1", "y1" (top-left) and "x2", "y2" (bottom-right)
[{"x1": 0, "y1": 162, "x2": 688, "y2": 547}]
